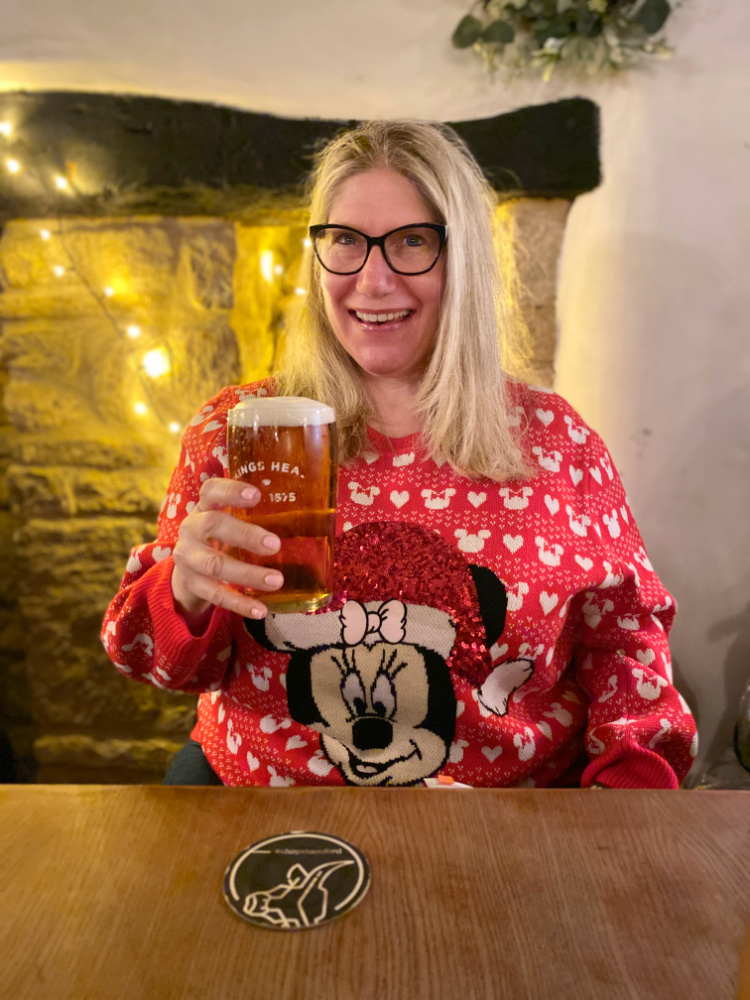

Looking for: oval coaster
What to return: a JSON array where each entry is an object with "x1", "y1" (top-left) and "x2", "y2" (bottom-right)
[{"x1": 223, "y1": 831, "x2": 370, "y2": 930}]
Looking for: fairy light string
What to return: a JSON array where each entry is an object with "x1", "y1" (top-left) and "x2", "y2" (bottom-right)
[{"x1": 0, "y1": 109, "x2": 304, "y2": 436}]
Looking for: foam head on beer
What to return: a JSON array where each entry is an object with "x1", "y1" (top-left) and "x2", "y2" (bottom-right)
[{"x1": 227, "y1": 397, "x2": 338, "y2": 614}]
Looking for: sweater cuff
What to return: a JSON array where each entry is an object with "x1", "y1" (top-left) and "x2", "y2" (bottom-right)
[
  {"x1": 135, "y1": 557, "x2": 233, "y2": 684},
  {"x1": 582, "y1": 747, "x2": 679, "y2": 789}
]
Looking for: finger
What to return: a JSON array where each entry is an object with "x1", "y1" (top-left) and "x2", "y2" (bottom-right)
[
  {"x1": 174, "y1": 538, "x2": 284, "y2": 592},
  {"x1": 185, "y1": 509, "x2": 281, "y2": 558},
  {"x1": 196, "y1": 478, "x2": 262, "y2": 512},
  {"x1": 175, "y1": 564, "x2": 272, "y2": 619}
]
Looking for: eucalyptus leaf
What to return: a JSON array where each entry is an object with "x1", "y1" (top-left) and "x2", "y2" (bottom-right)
[
  {"x1": 636, "y1": 0, "x2": 671, "y2": 35},
  {"x1": 576, "y1": 6, "x2": 602, "y2": 38},
  {"x1": 482, "y1": 19, "x2": 515, "y2": 43},
  {"x1": 452, "y1": 14, "x2": 484, "y2": 48}
]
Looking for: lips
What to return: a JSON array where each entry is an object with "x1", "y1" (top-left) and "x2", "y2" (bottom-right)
[{"x1": 349, "y1": 308, "x2": 414, "y2": 331}]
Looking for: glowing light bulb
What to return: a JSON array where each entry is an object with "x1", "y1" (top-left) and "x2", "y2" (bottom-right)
[
  {"x1": 260, "y1": 250, "x2": 274, "y2": 284},
  {"x1": 53, "y1": 265, "x2": 65, "y2": 278},
  {"x1": 0, "y1": 122, "x2": 12, "y2": 139},
  {"x1": 142, "y1": 348, "x2": 170, "y2": 379},
  {"x1": 303, "y1": 237, "x2": 312, "y2": 249},
  {"x1": 134, "y1": 402, "x2": 148, "y2": 416},
  {"x1": 126, "y1": 325, "x2": 141, "y2": 339},
  {"x1": 40, "y1": 229, "x2": 51, "y2": 241},
  {"x1": 54, "y1": 174, "x2": 70, "y2": 191},
  {"x1": 294, "y1": 287, "x2": 306, "y2": 296},
  {"x1": 103, "y1": 286, "x2": 114, "y2": 298},
  {"x1": 6, "y1": 158, "x2": 21, "y2": 175},
  {"x1": 273, "y1": 263, "x2": 284, "y2": 276},
  {"x1": 168, "y1": 422, "x2": 181, "y2": 434}
]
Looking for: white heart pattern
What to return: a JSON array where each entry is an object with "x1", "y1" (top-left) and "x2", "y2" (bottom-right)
[
  {"x1": 569, "y1": 466, "x2": 583, "y2": 486},
  {"x1": 536, "y1": 408, "x2": 554, "y2": 427},
  {"x1": 285, "y1": 735, "x2": 307, "y2": 750},
  {"x1": 540, "y1": 591, "x2": 559, "y2": 615},
  {"x1": 468, "y1": 491, "x2": 487, "y2": 508},
  {"x1": 503, "y1": 534, "x2": 523, "y2": 553},
  {"x1": 390, "y1": 490, "x2": 409, "y2": 508},
  {"x1": 544, "y1": 495, "x2": 559, "y2": 515},
  {"x1": 482, "y1": 746, "x2": 503, "y2": 762},
  {"x1": 307, "y1": 750, "x2": 335, "y2": 777},
  {"x1": 574, "y1": 554, "x2": 594, "y2": 571}
]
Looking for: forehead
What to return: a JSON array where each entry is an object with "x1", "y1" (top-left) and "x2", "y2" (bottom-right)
[{"x1": 328, "y1": 167, "x2": 438, "y2": 233}]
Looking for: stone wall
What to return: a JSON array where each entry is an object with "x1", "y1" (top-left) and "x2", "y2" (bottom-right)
[{"x1": 0, "y1": 199, "x2": 569, "y2": 783}]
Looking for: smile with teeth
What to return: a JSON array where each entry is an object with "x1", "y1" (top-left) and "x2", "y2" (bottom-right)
[{"x1": 352, "y1": 309, "x2": 412, "y2": 323}]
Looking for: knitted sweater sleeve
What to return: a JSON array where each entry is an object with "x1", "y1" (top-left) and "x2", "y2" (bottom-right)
[
  {"x1": 573, "y1": 429, "x2": 697, "y2": 788},
  {"x1": 100, "y1": 388, "x2": 238, "y2": 693}
]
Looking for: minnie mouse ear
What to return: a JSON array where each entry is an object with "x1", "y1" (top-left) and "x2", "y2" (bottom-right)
[{"x1": 468, "y1": 565, "x2": 507, "y2": 649}]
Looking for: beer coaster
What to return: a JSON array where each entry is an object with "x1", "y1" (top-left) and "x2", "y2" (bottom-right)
[{"x1": 223, "y1": 831, "x2": 370, "y2": 930}]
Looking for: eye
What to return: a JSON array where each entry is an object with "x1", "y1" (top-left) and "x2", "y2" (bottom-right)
[
  {"x1": 333, "y1": 232, "x2": 358, "y2": 246},
  {"x1": 342, "y1": 671, "x2": 366, "y2": 717},
  {"x1": 403, "y1": 233, "x2": 426, "y2": 247},
  {"x1": 371, "y1": 672, "x2": 396, "y2": 719}
]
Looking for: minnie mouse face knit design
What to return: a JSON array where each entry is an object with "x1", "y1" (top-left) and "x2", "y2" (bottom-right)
[{"x1": 245, "y1": 521, "x2": 525, "y2": 786}]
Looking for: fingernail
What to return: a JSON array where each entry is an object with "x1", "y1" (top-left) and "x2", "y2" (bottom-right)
[
  {"x1": 251, "y1": 607, "x2": 266, "y2": 619},
  {"x1": 264, "y1": 573, "x2": 283, "y2": 588},
  {"x1": 241, "y1": 487, "x2": 259, "y2": 500},
  {"x1": 262, "y1": 534, "x2": 280, "y2": 551}
]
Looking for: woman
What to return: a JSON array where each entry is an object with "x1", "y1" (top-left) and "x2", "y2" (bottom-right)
[{"x1": 102, "y1": 120, "x2": 697, "y2": 788}]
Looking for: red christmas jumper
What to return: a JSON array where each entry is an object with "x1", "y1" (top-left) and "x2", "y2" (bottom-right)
[{"x1": 102, "y1": 380, "x2": 697, "y2": 788}]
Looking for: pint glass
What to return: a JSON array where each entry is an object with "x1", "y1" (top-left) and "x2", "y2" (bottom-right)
[{"x1": 227, "y1": 397, "x2": 337, "y2": 613}]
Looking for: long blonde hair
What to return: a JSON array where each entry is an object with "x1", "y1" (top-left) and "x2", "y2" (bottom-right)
[{"x1": 278, "y1": 119, "x2": 534, "y2": 482}]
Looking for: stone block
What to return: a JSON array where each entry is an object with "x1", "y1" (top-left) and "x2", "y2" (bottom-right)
[
  {"x1": 0, "y1": 218, "x2": 178, "y2": 297},
  {"x1": 14, "y1": 517, "x2": 155, "y2": 595},
  {"x1": 187, "y1": 223, "x2": 236, "y2": 311},
  {"x1": 33, "y1": 733, "x2": 184, "y2": 776},
  {"x1": 510, "y1": 198, "x2": 572, "y2": 306},
  {"x1": 233, "y1": 224, "x2": 307, "y2": 382},
  {"x1": 0, "y1": 509, "x2": 22, "y2": 602},
  {"x1": 8, "y1": 465, "x2": 167, "y2": 518},
  {"x1": 0, "y1": 647, "x2": 31, "y2": 723},
  {"x1": 4, "y1": 378, "x2": 96, "y2": 433},
  {"x1": 23, "y1": 627, "x2": 198, "y2": 731},
  {"x1": 13, "y1": 433, "x2": 162, "y2": 469}
]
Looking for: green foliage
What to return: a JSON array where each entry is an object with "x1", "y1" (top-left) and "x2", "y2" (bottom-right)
[{"x1": 452, "y1": 0, "x2": 680, "y2": 79}]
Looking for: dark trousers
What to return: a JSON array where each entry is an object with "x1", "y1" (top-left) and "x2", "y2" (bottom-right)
[{"x1": 163, "y1": 739, "x2": 224, "y2": 785}]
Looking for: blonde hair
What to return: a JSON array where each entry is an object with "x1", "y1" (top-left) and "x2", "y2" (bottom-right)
[{"x1": 278, "y1": 119, "x2": 535, "y2": 482}]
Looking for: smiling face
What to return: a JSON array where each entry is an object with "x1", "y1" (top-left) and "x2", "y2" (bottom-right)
[{"x1": 319, "y1": 167, "x2": 446, "y2": 385}]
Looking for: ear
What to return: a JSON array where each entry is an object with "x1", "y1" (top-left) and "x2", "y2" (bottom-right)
[
  {"x1": 243, "y1": 615, "x2": 277, "y2": 650},
  {"x1": 286, "y1": 653, "x2": 324, "y2": 726},
  {"x1": 468, "y1": 565, "x2": 507, "y2": 649}
]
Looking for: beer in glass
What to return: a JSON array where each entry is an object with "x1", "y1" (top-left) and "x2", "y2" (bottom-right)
[{"x1": 227, "y1": 397, "x2": 337, "y2": 613}]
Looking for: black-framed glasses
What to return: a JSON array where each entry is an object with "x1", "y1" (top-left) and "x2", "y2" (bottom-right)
[{"x1": 309, "y1": 223, "x2": 447, "y2": 276}]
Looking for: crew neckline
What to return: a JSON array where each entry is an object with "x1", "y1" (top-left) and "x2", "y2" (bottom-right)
[{"x1": 366, "y1": 424, "x2": 423, "y2": 454}]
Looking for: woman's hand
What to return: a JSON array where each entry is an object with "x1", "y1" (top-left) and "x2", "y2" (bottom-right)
[{"x1": 171, "y1": 477, "x2": 283, "y2": 623}]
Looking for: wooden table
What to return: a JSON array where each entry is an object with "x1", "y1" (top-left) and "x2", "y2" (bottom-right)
[{"x1": 1, "y1": 786, "x2": 748, "y2": 1000}]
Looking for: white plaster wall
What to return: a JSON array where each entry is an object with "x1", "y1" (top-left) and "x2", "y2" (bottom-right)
[{"x1": 2, "y1": 0, "x2": 748, "y2": 773}]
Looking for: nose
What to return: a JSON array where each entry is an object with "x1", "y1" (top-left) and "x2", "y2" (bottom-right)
[
  {"x1": 352, "y1": 716, "x2": 393, "y2": 751},
  {"x1": 356, "y1": 245, "x2": 397, "y2": 297}
]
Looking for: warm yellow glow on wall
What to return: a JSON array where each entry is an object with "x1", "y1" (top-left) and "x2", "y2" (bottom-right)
[
  {"x1": 142, "y1": 348, "x2": 171, "y2": 379},
  {"x1": 40, "y1": 228, "x2": 51, "y2": 241},
  {"x1": 126, "y1": 325, "x2": 141, "y2": 339},
  {"x1": 53, "y1": 265, "x2": 65, "y2": 278},
  {"x1": 0, "y1": 121, "x2": 12, "y2": 138},
  {"x1": 260, "y1": 249, "x2": 275, "y2": 284},
  {"x1": 54, "y1": 174, "x2": 70, "y2": 191},
  {"x1": 6, "y1": 158, "x2": 21, "y2": 175},
  {"x1": 168, "y1": 422, "x2": 181, "y2": 434},
  {"x1": 134, "y1": 402, "x2": 148, "y2": 416}
]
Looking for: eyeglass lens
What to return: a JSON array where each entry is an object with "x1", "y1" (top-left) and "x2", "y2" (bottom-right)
[{"x1": 314, "y1": 226, "x2": 442, "y2": 274}]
